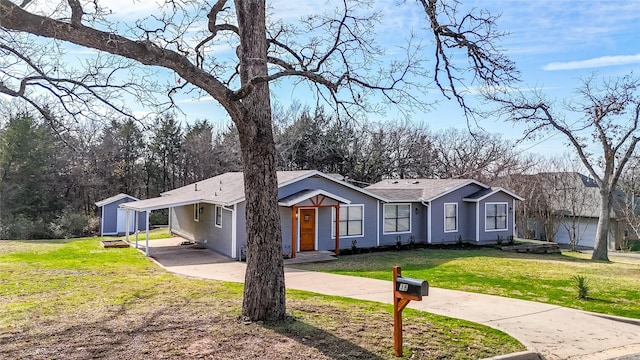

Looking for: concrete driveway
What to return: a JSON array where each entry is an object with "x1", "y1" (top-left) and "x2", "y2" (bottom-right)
[{"x1": 141, "y1": 239, "x2": 640, "y2": 360}]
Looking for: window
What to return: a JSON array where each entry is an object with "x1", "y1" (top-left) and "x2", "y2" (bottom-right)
[
  {"x1": 194, "y1": 203, "x2": 200, "y2": 222},
  {"x1": 332, "y1": 205, "x2": 363, "y2": 237},
  {"x1": 384, "y1": 204, "x2": 411, "y2": 233},
  {"x1": 486, "y1": 203, "x2": 508, "y2": 231},
  {"x1": 215, "y1": 205, "x2": 222, "y2": 228},
  {"x1": 444, "y1": 203, "x2": 458, "y2": 232}
]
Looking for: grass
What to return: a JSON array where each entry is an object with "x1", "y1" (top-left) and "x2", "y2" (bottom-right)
[
  {"x1": 292, "y1": 247, "x2": 640, "y2": 319},
  {"x1": 0, "y1": 237, "x2": 523, "y2": 359}
]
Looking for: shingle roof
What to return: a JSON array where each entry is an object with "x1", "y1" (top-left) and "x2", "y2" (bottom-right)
[
  {"x1": 120, "y1": 170, "x2": 384, "y2": 212},
  {"x1": 366, "y1": 178, "x2": 487, "y2": 202}
]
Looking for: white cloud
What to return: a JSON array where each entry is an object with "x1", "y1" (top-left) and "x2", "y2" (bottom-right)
[
  {"x1": 543, "y1": 54, "x2": 640, "y2": 71},
  {"x1": 178, "y1": 96, "x2": 215, "y2": 104}
]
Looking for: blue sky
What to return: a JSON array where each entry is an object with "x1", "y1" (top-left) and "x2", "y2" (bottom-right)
[
  {"x1": 7, "y1": 1, "x2": 640, "y2": 158},
  {"x1": 170, "y1": 0, "x2": 640, "y2": 157}
]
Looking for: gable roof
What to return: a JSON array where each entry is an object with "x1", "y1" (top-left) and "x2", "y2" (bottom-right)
[
  {"x1": 121, "y1": 170, "x2": 385, "y2": 212},
  {"x1": 95, "y1": 193, "x2": 139, "y2": 207},
  {"x1": 365, "y1": 178, "x2": 489, "y2": 202},
  {"x1": 463, "y1": 187, "x2": 525, "y2": 202}
]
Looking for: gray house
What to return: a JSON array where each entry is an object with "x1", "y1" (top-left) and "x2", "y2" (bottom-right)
[
  {"x1": 95, "y1": 193, "x2": 148, "y2": 236},
  {"x1": 120, "y1": 171, "x2": 522, "y2": 258},
  {"x1": 365, "y1": 178, "x2": 523, "y2": 245}
]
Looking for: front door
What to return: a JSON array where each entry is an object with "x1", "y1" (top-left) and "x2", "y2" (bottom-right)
[{"x1": 299, "y1": 209, "x2": 316, "y2": 251}]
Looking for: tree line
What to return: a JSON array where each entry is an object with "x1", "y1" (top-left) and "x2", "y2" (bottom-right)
[{"x1": 0, "y1": 106, "x2": 532, "y2": 239}]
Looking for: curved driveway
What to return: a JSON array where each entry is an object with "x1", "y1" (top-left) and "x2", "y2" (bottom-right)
[{"x1": 143, "y1": 239, "x2": 640, "y2": 360}]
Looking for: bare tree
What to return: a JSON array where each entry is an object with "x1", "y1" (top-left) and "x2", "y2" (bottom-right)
[
  {"x1": 616, "y1": 158, "x2": 640, "y2": 251},
  {"x1": 490, "y1": 74, "x2": 640, "y2": 261},
  {"x1": 432, "y1": 128, "x2": 528, "y2": 182},
  {"x1": 1, "y1": 0, "x2": 516, "y2": 320}
]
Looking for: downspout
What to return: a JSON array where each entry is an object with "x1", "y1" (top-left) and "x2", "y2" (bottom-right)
[
  {"x1": 376, "y1": 200, "x2": 380, "y2": 246},
  {"x1": 420, "y1": 198, "x2": 431, "y2": 243},
  {"x1": 512, "y1": 199, "x2": 516, "y2": 239},
  {"x1": 476, "y1": 202, "x2": 480, "y2": 242}
]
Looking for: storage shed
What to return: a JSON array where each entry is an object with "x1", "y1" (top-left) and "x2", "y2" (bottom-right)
[{"x1": 95, "y1": 194, "x2": 148, "y2": 236}]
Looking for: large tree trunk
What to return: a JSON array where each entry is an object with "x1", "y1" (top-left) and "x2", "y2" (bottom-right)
[
  {"x1": 592, "y1": 188, "x2": 612, "y2": 261},
  {"x1": 235, "y1": 0, "x2": 286, "y2": 321}
]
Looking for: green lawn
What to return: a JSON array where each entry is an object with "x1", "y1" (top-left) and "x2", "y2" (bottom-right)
[
  {"x1": 292, "y1": 248, "x2": 640, "y2": 319},
  {"x1": 0, "y1": 238, "x2": 523, "y2": 359}
]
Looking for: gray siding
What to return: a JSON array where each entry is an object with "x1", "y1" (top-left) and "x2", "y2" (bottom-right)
[
  {"x1": 378, "y1": 202, "x2": 426, "y2": 246},
  {"x1": 100, "y1": 198, "x2": 147, "y2": 235},
  {"x1": 429, "y1": 184, "x2": 485, "y2": 244},
  {"x1": 476, "y1": 192, "x2": 515, "y2": 244},
  {"x1": 278, "y1": 175, "x2": 380, "y2": 251},
  {"x1": 170, "y1": 204, "x2": 234, "y2": 257},
  {"x1": 170, "y1": 205, "x2": 196, "y2": 240}
]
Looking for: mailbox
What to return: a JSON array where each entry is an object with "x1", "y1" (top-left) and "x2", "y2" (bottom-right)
[{"x1": 395, "y1": 276, "x2": 429, "y2": 300}]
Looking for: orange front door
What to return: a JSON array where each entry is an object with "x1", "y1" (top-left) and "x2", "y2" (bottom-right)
[{"x1": 299, "y1": 209, "x2": 316, "y2": 251}]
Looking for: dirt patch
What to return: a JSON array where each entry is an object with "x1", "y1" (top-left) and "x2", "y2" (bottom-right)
[{"x1": 0, "y1": 295, "x2": 519, "y2": 360}]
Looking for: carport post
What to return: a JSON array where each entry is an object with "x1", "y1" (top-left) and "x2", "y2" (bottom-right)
[
  {"x1": 145, "y1": 210, "x2": 150, "y2": 257},
  {"x1": 134, "y1": 211, "x2": 139, "y2": 249},
  {"x1": 125, "y1": 208, "x2": 130, "y2": 243}
]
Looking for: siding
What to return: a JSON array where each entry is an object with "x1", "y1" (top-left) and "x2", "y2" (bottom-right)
[
  {"x1": 101, "y1": 198, "x2": 147, "y2": 235},
  {"x1": 476, "y1": 192, "x2": 515, "y2": 244},
  {"x1": 278, "y1": 175, "x2": 380, "y2": 251},
  {"x1": 429, "y1": 184, "x2": 485, "y2": 244}
]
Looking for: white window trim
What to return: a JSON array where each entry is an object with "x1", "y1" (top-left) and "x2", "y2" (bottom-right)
[
  {"x1": 444, "y1": 202, "x2": 458, "y2": 233},
  {"x1": 214, "y1": 205, "x2": 223, "y2": 228},
  {"x1": 383, "y1": 203, "x2": 412, "y2": 235},
  {"x1": 332, "y1": 204, "x2": 364, "y2": 238},
  {"x1": 485, "y1": 202, "x2": 508, "y2": 232},
  {"x1": 194, "y1": 203, "x2": 200, "y2": 222}
]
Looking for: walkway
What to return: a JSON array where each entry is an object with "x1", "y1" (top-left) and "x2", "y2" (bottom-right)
[{"x1": 141, "y1": 239, "x2": 640, "y2": 360}]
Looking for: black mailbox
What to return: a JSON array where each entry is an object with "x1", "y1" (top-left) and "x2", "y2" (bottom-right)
[{"x1": 395, "y1": 276, "x2": 429, "y2": 299}]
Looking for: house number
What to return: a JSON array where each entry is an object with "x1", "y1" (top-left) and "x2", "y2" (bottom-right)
[{"x1": 398, "y1": 283, "x2": 409, "y2": 292}]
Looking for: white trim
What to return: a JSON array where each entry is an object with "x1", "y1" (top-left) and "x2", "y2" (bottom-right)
[
  {"x1": 331, "y1": 204, "x2": 365, "y2": 238},
  {"x1": 231, "y1": 204, "x2": 237, "y2": 258},
  {"x1": 99, "y1": 207, "x2": 105, "y2": 237},
  {"x1": 279, "y1": 189, "x2": 351, "y2": 206},
  {"x1": 485, "y1": 202, "x2": 509, "y2": 232},
  {"x1": 512, "y1": 199, "x2": 517, "y2": 238},
  {"x1": 444, "y1": 202, "x2": 458, "y2": 233},
  {"x1": 145, "y1": 211, "x2": 150, "y2": 257},
  {"x1": 95, "y1": 193, "x2": 139, "y2": 207},
  {"x1": 423, "y1": 180, "x2": 490, "y2": 202},
  {"x1": 376, "y1": 200, "x2": 380, "y2": 246},
  {"x1": 214, "y1": 205, "x2": 223, "y2": 228},
  {"x1": 463, "y1": 187, "x2": 525, "y2": 202},
  {"x1": 427, "y1": 202, "x2": 432, "y2": 243},
  {"x1": 383, "y1": 203, "x2": 412, "y2": 235},
  {"x1": 194, "y1": 203, "x2": 200, "y2": 222},
  {"x1": 475, "y1": 202, "x2": 480, "y2": 242}
]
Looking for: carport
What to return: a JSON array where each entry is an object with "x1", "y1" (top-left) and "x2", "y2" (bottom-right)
[{"x1": 119, "y1": 196, "x2": 201, "y2": 256}]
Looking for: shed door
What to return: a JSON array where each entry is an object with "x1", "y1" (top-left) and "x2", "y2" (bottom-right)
[
  {"x1": 116, "y1": 208, "x2": 136, "y2": 234},
  {"x1": 300, "y1": 209, "x2": 316, "y2": 251}
]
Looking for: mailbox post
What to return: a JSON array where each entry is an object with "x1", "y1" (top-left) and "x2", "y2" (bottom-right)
[{"x1": 393, "y1": 266, "x2": 429, "y2": 357}]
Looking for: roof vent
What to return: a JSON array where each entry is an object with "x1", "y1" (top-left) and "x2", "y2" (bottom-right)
[
  {"x1": 195, "y1": 183, "x2": 198, "y2": 191},
  {"x1": 391, "y1": 180, "x2": 399, "y2": 184},
  {"x1": 412, "y1": 180, "x2": 420, "y2": 184}
]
